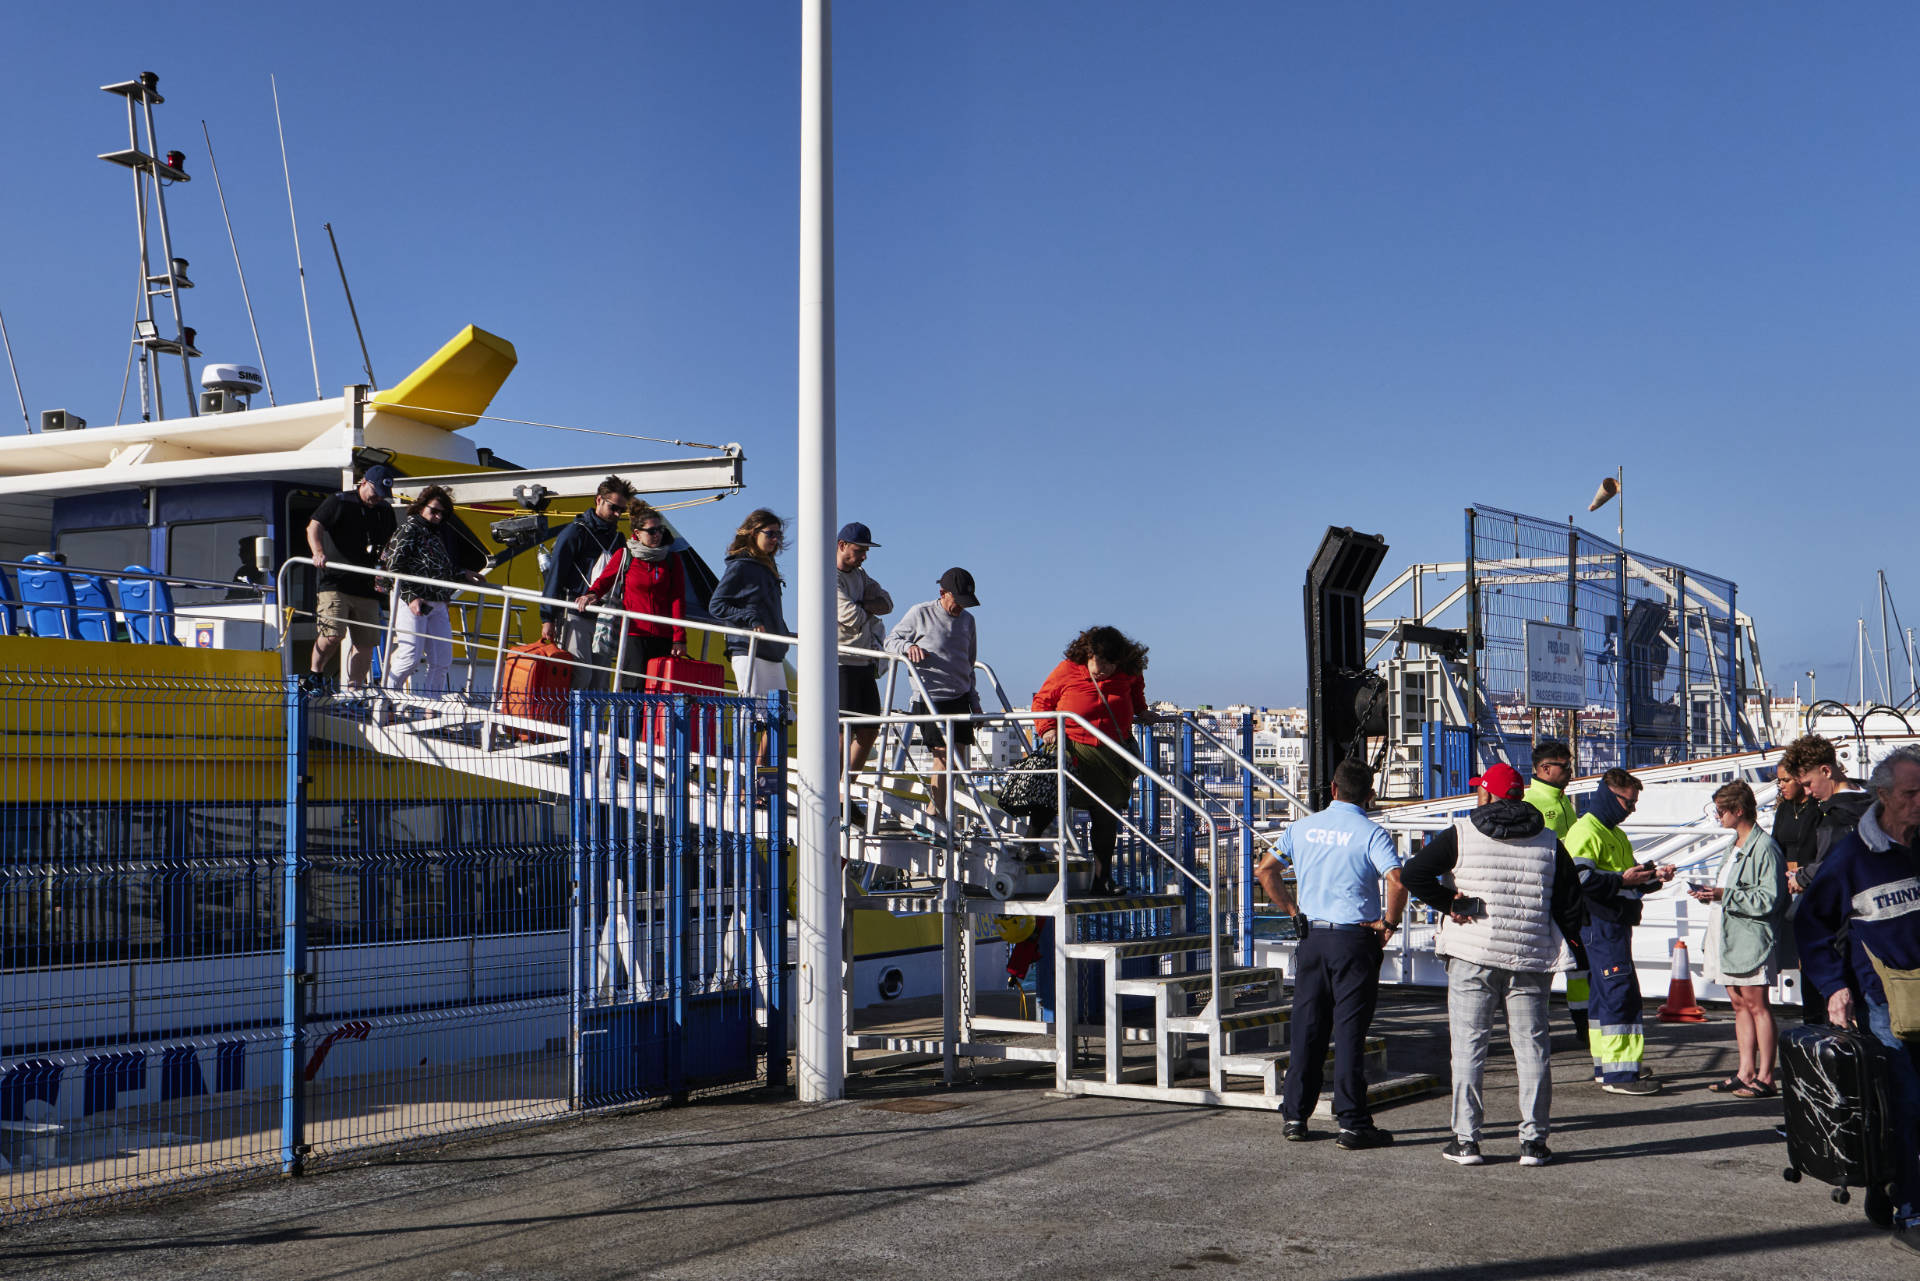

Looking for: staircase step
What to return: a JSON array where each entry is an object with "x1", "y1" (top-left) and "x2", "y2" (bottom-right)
[
  {"x1": 1110, "y1": 967, "x2": 1280, "y2": 997},
  {"x1": 1310, "y1": 1072, "x2": 1441, "y2": 1118},
  {"x1": 1061, "y1": 893, "x2": 1184, "y2": 916},
  {"x1": 1166, "y1": 1002, "x2": 1291, "y2": 1036},
  {"x1": 1217, "y1": 1036, "x2": 1387, "y2": 1081},
  {"x1": 1062, "y1": 1069, "x2": 1438, "y2": 1113},
  {"x1": 1063, "y1": 933, "x2": 1218, "y2": 961}
]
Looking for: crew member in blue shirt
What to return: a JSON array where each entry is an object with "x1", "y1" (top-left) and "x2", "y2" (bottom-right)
[{"x1": 1255, "y1": 758, "x2": 1406, "y2": 1149}]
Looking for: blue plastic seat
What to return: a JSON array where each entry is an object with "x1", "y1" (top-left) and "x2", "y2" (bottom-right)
[
  {"x1": 71, "y1": 571, "x2": 118, "y2": 642},
  {"x1": 118, "y1": 566, "x2": 181, "y2": 645},
  {"x1": 0, "y1": 565, "x2": 18, "y2": 636},
  {"x1": 17, "y1": 554, "x2": 77, "y2": 639}
]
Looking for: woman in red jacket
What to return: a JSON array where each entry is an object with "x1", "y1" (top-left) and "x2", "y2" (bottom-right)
[
  {"x1": 575, "y1": 502, "x2": 688, "y2": 682},
  {"x1": 1033, "y1": 625, "x2": 1158, "y2": 896}
]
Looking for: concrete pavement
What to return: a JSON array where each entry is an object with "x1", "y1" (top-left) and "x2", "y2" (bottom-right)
[{"x1": 4, "y1": 993, "x2": 1908, "y2": 1281}]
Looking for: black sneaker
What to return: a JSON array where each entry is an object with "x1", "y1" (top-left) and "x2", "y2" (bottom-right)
[
  {"x1": 1337, "y1": 1125, "x2": 1394, "y2": 1151},
  {"x1": 1441, "y1": 1139, "x2": 1484, "y2": 1165},
  {"x1": 1519, "y1": 1139, "x2": 1553, "y2": 1166},
  {"x1": 1282, "y1": 1120, "x2": 1308, "y2": 1142},
  {"x1": 1867, "y1": 1186, "x2": 1895, "y2": 1229},
  {"x1": 1599, "y1": 1078, "x2": 1661, "y2": 1096}
]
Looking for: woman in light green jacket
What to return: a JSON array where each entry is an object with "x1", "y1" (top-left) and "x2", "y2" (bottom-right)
[{"x1": 1690, "y1": 779, "x2": 1788, "y2": 1098}]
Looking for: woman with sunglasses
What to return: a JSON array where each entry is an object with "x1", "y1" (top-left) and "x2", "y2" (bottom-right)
[
  {"x1": 1693, "y1": 779, "x2": 1788, "y2": 1098},
  {"x1": 575, "y1": 501, "x2": 688, "y2": 685},
  {"x1": 379, "y1": 484, "x2": 486, "y2": 702}
]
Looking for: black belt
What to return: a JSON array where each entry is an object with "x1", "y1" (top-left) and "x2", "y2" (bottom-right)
[{"x1": 1308, "y1": 920, "x2": 1374, "y2": 934}]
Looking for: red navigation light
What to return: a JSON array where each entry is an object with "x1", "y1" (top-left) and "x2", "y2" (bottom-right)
[{"x1": 166, "y1": 150, "x2": 186, "y2": 173}]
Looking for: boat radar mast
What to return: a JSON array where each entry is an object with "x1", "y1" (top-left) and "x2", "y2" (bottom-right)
[{"x1": 99, "y1": 71, "x2": 199, "y2": 422}]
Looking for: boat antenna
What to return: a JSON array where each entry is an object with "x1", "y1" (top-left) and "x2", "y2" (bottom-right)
[
  {"x1": 1880, "y1": 569, "x2": 1896, "y2": 707},
  {"x1": 0, "y1": 300, "x2": 28, "y2": 433},
  {"x1": 271, "y1": 74, "x2": 322, "y2": 400},
  {"x1": 323, "y1": 222, "x2": 377, "y2": 389},
  {"x1": 201, "y1": 119, "x2": 277, "y2": 406}
]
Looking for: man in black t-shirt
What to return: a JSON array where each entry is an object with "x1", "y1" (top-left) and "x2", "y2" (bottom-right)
[{"x1": 305, "y1": 465, "x2": 398, "y2": 689}]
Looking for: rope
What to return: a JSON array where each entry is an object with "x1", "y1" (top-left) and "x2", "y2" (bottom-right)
[{"x1": 371, "y1": 402, "x2": 726, "y2": 451}]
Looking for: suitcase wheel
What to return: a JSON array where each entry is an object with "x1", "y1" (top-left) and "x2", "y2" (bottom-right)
[
  {"x1": 1782, "y1": 1167, "x2": 1800, "y2": 1184},
  {"x1": 1831, "y1": 1187, "x2": 1850, "y2": 1205}
]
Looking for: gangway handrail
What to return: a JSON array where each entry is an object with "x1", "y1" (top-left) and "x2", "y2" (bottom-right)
[
  {"x1": 842, "y1": 706, "x2": 1224, "y2": 1021},
  {"x1": 275, "y1": 558, "x2": 966, "y2": 755},
  {"x1": 2, "y1": 556, "x2": 276, "y2": 644},
  {"x1": 1380, "y1": 746, "x2": 1786, "y2": 823},
  {"x1": 0, "y1": 557, "x2": 273, "y2": 598},
  {"x1": 1180, "y1": 713, "x2": 1311, "y2": 825}
]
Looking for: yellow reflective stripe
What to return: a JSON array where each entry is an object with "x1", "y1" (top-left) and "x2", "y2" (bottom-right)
[{"x1": 1587, "y1": 1028, "x2": 1644, "y2": 1067}]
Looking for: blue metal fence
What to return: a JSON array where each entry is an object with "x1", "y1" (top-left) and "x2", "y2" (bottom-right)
[{"x1": 0, "y1": 670, "x2": 787, "y2": 1219}]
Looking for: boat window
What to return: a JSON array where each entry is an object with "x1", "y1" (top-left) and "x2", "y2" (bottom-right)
[
  {"x1": 169, "y1": 518, "x2": 270, "y2": 605},
  {"x1": 55, "y1": 525, "x2": 150, "y2": 576}
]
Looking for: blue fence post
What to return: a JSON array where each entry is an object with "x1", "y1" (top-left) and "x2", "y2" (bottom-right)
[
  {"x1": 667, "y1": 693, "x2": 690, "y2": 1099},
  {"x1": 280, "y1": 677, "x2": 308, "y2": 1177},
  {"x1": 765, "y1": 689, "x2": 789, "y2": 1089},
  {"x1": 568, "y1": 690, "x2": 587, "y2": 1109},
  {"x1": 1239, "y1": 711, "x2": 1255, "y2": 967}
]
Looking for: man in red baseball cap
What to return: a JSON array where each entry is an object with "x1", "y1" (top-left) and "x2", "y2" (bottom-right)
[{"x1": 1401, "y1": 760, "x2": 1588, "y2": 1168}]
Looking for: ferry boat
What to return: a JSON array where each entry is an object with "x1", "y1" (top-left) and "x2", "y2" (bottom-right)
[{"x1": 0, "y1": 72, "x2": 981, "y2": 1185}]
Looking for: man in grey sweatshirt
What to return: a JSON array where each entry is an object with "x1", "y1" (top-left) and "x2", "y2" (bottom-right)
[
  {"x1": 835, "y1": 522, "x2": 892, "y2": 773},
  {"x1": 885, "y1": 568, "x2": 981, "y2": 821}
]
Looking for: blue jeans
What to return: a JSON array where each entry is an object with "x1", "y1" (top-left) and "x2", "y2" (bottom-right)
[{"x1": 1866, "y1": 1000, "x2": 1920, "y2": 1226}]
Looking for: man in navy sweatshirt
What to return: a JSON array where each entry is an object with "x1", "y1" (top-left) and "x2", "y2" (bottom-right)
[{"x1": 1796, "y1": 743, "x2": 1920, "y2": 1251}]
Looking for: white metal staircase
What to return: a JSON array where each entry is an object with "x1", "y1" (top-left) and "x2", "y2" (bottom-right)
[
  {"x1": 277, "y1": 558, "x2": 1437, "y2": 1117},
  {"x1": 837, "y1": 706, "x2": 1439, "y2": 1114}
]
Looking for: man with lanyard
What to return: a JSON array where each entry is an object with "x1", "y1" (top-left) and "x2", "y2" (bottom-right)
[
  {"x1": 1523, "y1": 740, "x2": 1590, "y2": 1043},
  {"x1": 1565, "y1": 768, "x2": 1672, "y2": 1094},
  {"x1": 304, "y1": 464, "x2": 398, "y2": 694},
  {"x1": 1255, "y1": 758, "x2": 1405, "y2": 1149},
  {"x1": 540, "y1": 476, "x2": 632, "y2": 691}
]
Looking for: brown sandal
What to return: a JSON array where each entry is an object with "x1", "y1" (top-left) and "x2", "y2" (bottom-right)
[
  {"x1": 1731, "y1": 1080, "x2": 1778, "y2": 1099},
  {"x1": 1707, "y1": 1077, "x2": 1745, "y2": 1094}
]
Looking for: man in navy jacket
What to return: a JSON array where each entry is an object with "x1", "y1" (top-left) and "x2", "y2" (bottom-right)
[{"x1": 1796, "y1": 743, "x2": 1920, "y2": 1250}]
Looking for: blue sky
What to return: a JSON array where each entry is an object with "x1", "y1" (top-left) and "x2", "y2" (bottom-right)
[{"x1": 4, "y1": 3, "x2": 1918, "y2": 707}]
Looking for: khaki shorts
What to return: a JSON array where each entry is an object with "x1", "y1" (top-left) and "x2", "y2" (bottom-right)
[{"x1": 316, "y1": 591, "x2": 382, "y2": 648}]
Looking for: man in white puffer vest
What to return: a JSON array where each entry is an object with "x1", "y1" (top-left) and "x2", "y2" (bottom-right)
[{"x1": 1402, "y1": 762, "x2": 1588, "y2": 1168}]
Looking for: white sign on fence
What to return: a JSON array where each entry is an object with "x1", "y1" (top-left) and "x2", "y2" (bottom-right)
[{"x1": 1524, "y1": 621, "x2": 1585, "y2": 710}]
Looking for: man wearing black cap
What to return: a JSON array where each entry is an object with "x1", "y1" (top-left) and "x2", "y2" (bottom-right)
[
  {"x1": 305, "y1": 464, "x2": 398, "y2": 691},
  {"x1": 835, "y1": 522, "x2": 892, "y2": 775},
  {"x1": 885, "y1": 568, "x2": 981, "y2": 823}
]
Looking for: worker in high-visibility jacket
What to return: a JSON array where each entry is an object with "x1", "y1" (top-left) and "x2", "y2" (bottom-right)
[
  {"x1": 1564, "y1": 767, "x2": 1673, "y2": 1095},
  {"x1": 1523, "y1": 741, "x2": 1587, "y2": 1042}
]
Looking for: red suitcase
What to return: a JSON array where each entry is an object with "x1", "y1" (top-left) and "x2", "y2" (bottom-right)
[
  {"x1": 645, "y1": 656, "x2": 729, "y2": 753},
  {"x1": 498, "y1": 641, "x2": 571, "y2": 734}
]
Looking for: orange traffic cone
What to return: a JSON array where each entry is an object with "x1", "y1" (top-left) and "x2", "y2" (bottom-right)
[{"x1": 1657, "y1": 939, "x2": 1708, "y2": 1023}]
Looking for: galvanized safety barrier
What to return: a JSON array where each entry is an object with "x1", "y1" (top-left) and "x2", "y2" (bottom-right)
[
  {"x1": 0, "y1": 669, "x2": 787, "y2": 1220},
  {"x1": 1468, "y1": 503, "x2": 1746, "y2": 773}
]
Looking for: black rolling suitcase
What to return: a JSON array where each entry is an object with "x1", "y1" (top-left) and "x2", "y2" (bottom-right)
[{"x1": 1779, "y1": 1022, "x2": 1894, "y2": 1205}]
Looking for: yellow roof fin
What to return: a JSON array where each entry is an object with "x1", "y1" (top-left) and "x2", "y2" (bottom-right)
[{"x1": 371, "y1": 325, "x2": 518, "y2": 429}]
